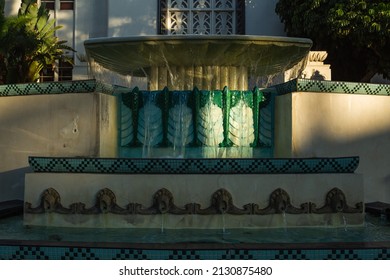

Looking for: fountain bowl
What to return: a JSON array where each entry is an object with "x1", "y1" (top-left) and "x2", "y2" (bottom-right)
[{"x1": 84, "y1": 35, "x2": 312, "y2": 90}]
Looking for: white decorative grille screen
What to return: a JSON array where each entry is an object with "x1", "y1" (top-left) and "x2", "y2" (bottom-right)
[{"x1": 160, "y1": 0, "x2": 238, "y2": 35}]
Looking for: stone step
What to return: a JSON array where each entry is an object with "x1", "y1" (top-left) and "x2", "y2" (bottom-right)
[{"x1": 0, "y1": 200, "x2": 24, "y2": 219}]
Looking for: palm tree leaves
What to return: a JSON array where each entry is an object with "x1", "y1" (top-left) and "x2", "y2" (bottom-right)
[{"x1": 0, "y1": 0, "x2": 75, "y2": 84}]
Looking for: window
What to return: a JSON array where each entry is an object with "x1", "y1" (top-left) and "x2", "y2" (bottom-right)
[
  {"x1": 40, "y1": 66, "x2": 55, "y2": 82},
  {"x1": 58, "y1": 60, "x2": 73, "y2": 81},
  {"x1": 39, "y1": 58, "x2": 73, "y2": 82},
  {"x1": 60, "y1": 0, "x2": 74, "y2": 10},
  {"x1": 40, "y1": 1, "x2": 74, "y2": 11},
  {"x1": 41, "y1": 0, "x2": 55, "y2": 10},
  {"x1": 159, "y1": 0, "x2": 245, "y2": 35}
]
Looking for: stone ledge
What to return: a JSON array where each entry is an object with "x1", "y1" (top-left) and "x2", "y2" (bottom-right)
[{"x1": 0, "y1": 200, "x2": 24, "y2": 219}]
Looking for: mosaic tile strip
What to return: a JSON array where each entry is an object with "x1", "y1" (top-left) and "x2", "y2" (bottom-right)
[
  {"x1": 0, "y1": 79, "x2": 123, "y2": 96},
  {"x1": 28, "y1": 156, "x2": 359, "y2": 174},
  {"x1": 1, "y1": 245, "x2": 389, "y2": 260},
  {"x1": 3, "y1": 78, "x2": 389, "y2": 97},
  {"x1": 0, "y1": 80, "x2": 96, "y2": 96},
  {"x1": 272, "y1": 79, "x2": 390, "y2": 96}
]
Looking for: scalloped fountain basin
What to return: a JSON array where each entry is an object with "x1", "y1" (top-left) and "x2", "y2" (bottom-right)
[{"x1": 84, "y1": 35, "x2": 312, "y2": 90}]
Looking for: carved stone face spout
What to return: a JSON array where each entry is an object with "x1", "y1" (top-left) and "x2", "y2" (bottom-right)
[
  {"x1": 277, "y1": 199, "x2": 287, "y2": 213},
  {"x1": 96, "y1": 188, "x2": 116, "y2": 213},
  {"x1": 158, "y1": 199, "x2": 169, "y2": 213},
  {"x1": 153, "y1": 188, "x2": 174, "y2": 214},
  {"x1": 211, "y1": 189, "x2": 233, "y2": 214},
  {"x1": 331, "y1": 195, "x2": 345, "y2": 212},
  {"x1": 99, "y1": 196, "x2": 111, "y2": 213},
  {"x1": 42, "y1": 188, "x2": 61, "y2": 213},
  {"x1": 327, "y1": 188, "x2": 347, "y2": 213},
  {"x1": 269, "y1": 188, "x2": 290, "y2": 214},
  {"x1": 218, "y1": 200, "x2": 228, "y2": 213}
]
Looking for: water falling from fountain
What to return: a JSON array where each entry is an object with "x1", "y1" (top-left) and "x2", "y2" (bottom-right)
[
  {"x1": 168, "y1": 92, "x2": 194, "y2": 157},
  {"x1": 198, "y1": 91, "x2": 224, "y2": 157},
  {"x1": 282, "y1": 211, "x2": 288, "y2": 230},
  {"x1": 86, "y1": 35, "x2": 312, "y2": 90},
  {"x1": 343, "y1": 215, "x2": 348, "y2": 232},
  {"x1": 138, "y1": 92, "x2": 163, "y2": 157},
  {"x1": 161, "y1": 214, "x2": 165, "y2": 233},
  {"x1": 222, "y1": 213, "x2": 226, "y2": 234},
  {"x1": 228, "y1": 92, "x2": 255, "y2": 157}
]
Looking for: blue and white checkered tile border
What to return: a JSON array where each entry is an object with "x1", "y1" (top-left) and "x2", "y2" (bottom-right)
[
  {"x1": 0, "y1": 79, "x2": 127, "y2": 96},
  {"x1": 2, "y1": 79, "x2": 390, "y2": 97},
  {"x1": 0, "y1": 245, "x2": 389, "y2": 260},
  {"x1": 28, "y1": 156, "x2": 359, "y2": 174},
  {"x1": 272, "y1": 79, "x2": 390, "y2": 96}
]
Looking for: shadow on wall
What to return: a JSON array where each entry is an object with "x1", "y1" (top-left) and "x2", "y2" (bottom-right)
[
  {"x1": 0, "y1": 167, "x2": 31, "y2": 202},
  {"x1": 291, "y1": 122, "x2": 390, "y2": 204}
]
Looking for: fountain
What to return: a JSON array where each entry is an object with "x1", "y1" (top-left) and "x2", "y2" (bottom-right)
[
  {"x1": 85, "y1": 35, "x2": 311, "y2": 158},
  {"x1": 23, "y1": 35, "x2": 364, "y2": 229}
]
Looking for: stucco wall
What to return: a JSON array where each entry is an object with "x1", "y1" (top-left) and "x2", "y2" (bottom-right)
[
  {"x1": 3, "y1": 0, "x2": 19, "y2": 15},
  {"x1": 274, "y1": 92, "x2": 390, "y2": 203},
  {"x1": 245, "y1": 0, "x2": 285, "y2": 36},
  {"x1": 107, "y1": 0, "x2": 158, "y2": 37},
  {"x1": 105, "y1": 0, "x2": 286, "y2": 37},
  {"x1": 0, "y1": 92, "x2": 118, "y2": 201}
]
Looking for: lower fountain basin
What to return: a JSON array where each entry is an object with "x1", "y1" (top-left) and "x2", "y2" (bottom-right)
[{"x1": 24, "y1": 156, "x2": 364, "y2": 229}]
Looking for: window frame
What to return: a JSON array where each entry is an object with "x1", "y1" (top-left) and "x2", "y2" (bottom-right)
[
  {"x1": 60, "y1": 0, "x2": 74, "y2": 11},
  {"x1": 41, "y1": 0, "x2": 55, "y2": 10},
  {"x1": 39, "y1": 57, "x2": 74, "y2": 83}
]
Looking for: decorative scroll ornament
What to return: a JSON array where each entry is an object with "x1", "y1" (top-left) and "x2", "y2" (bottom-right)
[
  {"x1": 311, "y1": 188, "x2": 363, "y2": 214},
  {"x1": 42, "y1": 188, "x2": 61, "y2": 213},
  {"x1": 308, "y1": 51, "x2": 328, "y2": 62},
  {"x1": 92, "y1": 188, "x2": 136, "y2": 214},
  {"x1": 137, "y1": 188, "x2": 194, "y2": 215},
  {"x1": 195, "y1": 188, "x2": 251, "y2": 215},
  {"x1": 25, "y1": 187, "x2": 363, "y2": 216},
  {"x1": 25, "y1": 188, "x2": 66, "y2": 214},
  {"x1": 253, "y1": 188, "x2": 309, "y2": 214}
]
